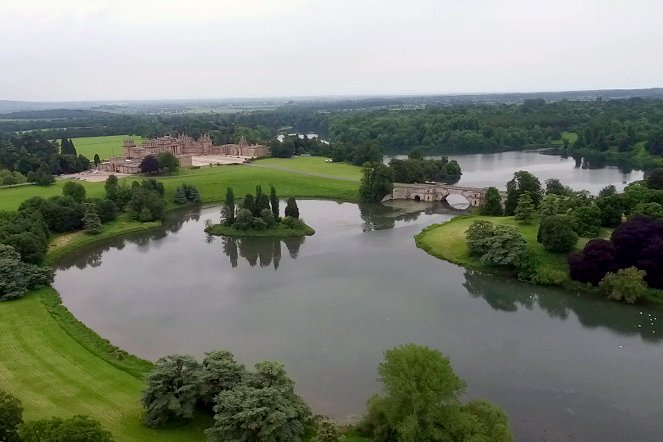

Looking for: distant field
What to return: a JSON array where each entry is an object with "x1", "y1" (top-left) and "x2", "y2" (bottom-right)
[
  {"x1": 72, "y1": 135, "x2": 143, "y2": 160},
  {"x1": 0, "y1": 160, "x2": 360, "y2": 212},
  {"x1": 253, "y1": 156, "x2": 362, "y2": 181}
]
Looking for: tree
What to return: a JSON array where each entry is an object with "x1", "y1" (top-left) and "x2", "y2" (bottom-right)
[
  {"x1": 82, "y1": 203, "x2": 103, "y2": 234},
  {"x1": 479, "y1": 225, "x2": 528, "y2": 267},
  {"x1": 408, "y1": 148, "x2": 424, "y2": 160},
  {"x1": 631, "y1": 202, "x2": 663, "y2": 220},
  {"x1": 157, "y1": 152, "x2": 180, "y2": 174},
  {"x1": 545, "y1": 178, "x2": 569, "y2": 196},
  {"x1": 221, "y1": 188, "x2": 236, "y2": 225},
  {"x1": 139, "y1": 154, "x2": 160, "y2": 174},
  {"x1": 572, "y1": 203, "x2": 601, "y2": 237},
  {"x1": 62, "y1": 181, "x2": 87, "y2": 203},
  {"x1": 200, "y1": 350, "x2": 245, "y2": 410},
  {"x1": 466, "y1": 220, "x2": 495, "y2": 257},
  {"x1": 504, "y1": 171, "x2": 543, "y2": 215},
  {"x1": 254, "y1": 185, "x2": 271, "y2": 216},
  {"x1": 480, "y1": 187, "x2": 503, "y2": 216},
  {"x1": 19, "y1": 415, "x2": 113, "y2": 442},
  {"x1": 539, "y1": 194, "x2": 564, "y2": 218},
  {"x1": 313, "y1": 419, "x2": 343, "y2": 442},
  {"x1": 596, "y1": 195, "x2": 623, "y2": 227},
  {"x1": 285, "y1": 197, "x2": 299, "y2": 219},
  {"x1": 206, "y1": 361, "x2": 311, "y2": 442},
  {"x1": 174, "y1": 186, "x2": 187, "y2": 204},
  {"x1": 104, "y1": 174, "x2": 118, "y2": 200},
  {"x1": 538, "y1": 214, "x2": 578, "y2": 253},
  {"x1": 234, "y1": 208, "x2": 254, "y2": 230},
  {"x1": 93, "y1": 154, "x2": 101, "y2": 167},
  {"x1": 242, "y1": 194, "x2": 255, "y2": 215},
  {"x1": 270, "y1": 185, "x2": 279, "y2": 218},
  {"x1": 0, "y1": 389, "x2": 22, "y2": 442},
  {"x1": 359, "y1": 162, "x2": 394, "y2": 203},
  {"x1": 141, "y1": 354, "x2": 202, "y2": 427},
  {"x1": 2, "y1": 175, "x2": 17, "y2": 187},
  {"x1": 34, "y1": 162, "x2": 55, "y2": 186},
  {"x1": 599, "y1": 267, "x2": 647, "y2": 304},
  {"x1": 647, "y1": 129, "x2": 663, "y2": 156},
  {"x1": 514, "y1": 192, "x2": 535, "y2": 223},
  {"x1": 646, "y1": 168, "x2": 663, "y2": 190},
  {"x1": 569, "y1": 239, "x2": 619, "y2": 285},
  {"x1": 0, "y1": 244, "x2": 53, "y2": 301}
]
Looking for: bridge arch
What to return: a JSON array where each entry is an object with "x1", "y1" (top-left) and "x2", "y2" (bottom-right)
[{"x1": 383, "y1": 182, "x2": 488, "y2": 207}]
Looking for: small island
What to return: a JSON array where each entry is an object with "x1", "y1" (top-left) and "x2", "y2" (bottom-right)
[{"x1": 205, "y1": 185, "x2": 315, "y2": 237}]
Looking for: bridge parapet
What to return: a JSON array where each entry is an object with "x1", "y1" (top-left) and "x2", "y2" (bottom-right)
[{"x1": 384, "y1": 182, "x2": 489, "y2": 207}]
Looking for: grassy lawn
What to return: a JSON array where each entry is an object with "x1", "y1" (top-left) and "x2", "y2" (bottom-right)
[
  {"x1": 415, "y1": 214, "x2": 583, "y2": 279},
  {"x1": 0, "y1": 162, "x2": 360, "y2": 212},
  {"x1": 253, "y1": 156, "x2": 362, "y2": 181},
  {"x1": 72, "y1": 135, "x2": 143, "y2": 161},
  {"x1": 0, "y1": 288, "x2": 210, "y2": 441}
]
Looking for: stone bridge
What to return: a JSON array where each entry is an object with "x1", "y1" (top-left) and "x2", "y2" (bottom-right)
[{"x1": 382, "y1": 182, "x2": 488, "y2": 207}]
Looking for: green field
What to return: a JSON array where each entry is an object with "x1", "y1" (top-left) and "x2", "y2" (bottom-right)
[
  {"x1": 0, "y1": 160, "x2": 360, "y2": 212},
  {"x1": 72, "y1": 135, "x2": 143, "y2": 161},
  {"x1": 253, "y1": 156, "x2": 362, "y2": 181},
  {"x1": 0, "y1": 288, "x2": 210, "y2": 441}
]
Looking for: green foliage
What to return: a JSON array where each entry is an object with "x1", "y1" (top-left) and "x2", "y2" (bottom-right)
[
  {"x1": 596, "y1": 195, "x2": 623, "y2": 227},
  {"x1": 221, "y1": 187, "x2": 236, "y2": 225},
  {"x1": 260, "y1": 208, "x2": 276, "y2": 227},
  {"x1": 242, "y1": 194, "x2": 255, "y2": 214},
  {"x1": 254, "y1": 185, "x2": 271, "y2": 217},
  {"x1": 572, "y1": 203, "x2": 602, "y2": 237},
  {"x1": 206, "y1": 360, "x2": 311, "y2": 442},
  {"x1": 479, "y1": 225, "x2": 529, "y2": 267},
  {"x1": 270, "y1": 185, "x2": 279, "y2": 218},
  {"x1": 599, "y1": 267, "x2": 648, "y2": 304},
  {"x1": 359, "y1": 162, "x2": 393, "y2": 203},
  {"x1": 388, "y1": 157, "x2": 462, "y2": 184},
  {"x1": 157, "y1": 152, "x2": 180, "y2": 174},
  {"x1": 631, "y1": 202, "x2": 663, "y2": 219},
  {"x1": 646, "y1": 168, "x2": 663, "y2": 190},
  {"x1": 361, "y1": 344, "x2": 512, "y2": 442},
  {"x1": 173, "y1": 184, "x2": 202, "y2": 205},
  {"x1": 19, "y1": 415, "x2": 114, "y2": 442},
  {"x1": 127, "y1": 180, "x2": 166, "y2": 222},
  {"x1": 2, "y1": 175, "x2": 17, "y2": 187},
  {"x1": 314, "y1": 419, "x2": 344, "y2": 442},
  {"x1": 514, "y1": 192, "x2": 535, "y2": 223},
  {"x1": 0, "y1": 244, "x2": 53, "y2": 301},
  {"x1": 479, "y1": 187, "x2": 503, "y2": 216},
  {"x1": 234, "y1": 208, "x2": 254, "y2": 230},
  {"x1": 62, "y1": 181, "x2": 87, "y2": 203},
  {"x1": 538, "y1": 214, "x2": 578, "y2": 253},
  {"x1": 93, "y1": 153, "x2": 101, "y2": 167},
  {"x1": 82, "y1": 203, "x2": 103, "y2": 234},
  {"x1": 544, "y1": 178, "x2": 571, "y2": 196},
  {"x1": 539, "y1": 194, "x2": 565, "y2": 218},
  {"x1": 285, "y1": 197, "x2": 300, "y2": 219},
  {"x1": 466, "y1": 220, "x2": 495, "y2": 257},
  {"x1": 0, "y1": 389, "x2": 23, "y2": 442},
  {"x1": 200, "y1": 351, "x2": 245, "y2": 410},
  {"x1": 141, "y1": 354, "x2": 202, "y2": 428},
  {"x1": 34, "y1": 162, "x2": 55, "y2": 186},
  {"x1": 504, "y1": 171, "x2": 543, "y2": 215}
]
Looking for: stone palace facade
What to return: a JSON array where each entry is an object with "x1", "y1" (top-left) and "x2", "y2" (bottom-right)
[{"x1": 98, "y1": 134, "x2": 269, "y2": 174}]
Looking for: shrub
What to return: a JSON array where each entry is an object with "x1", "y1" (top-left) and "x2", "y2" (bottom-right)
[
  {"x1": 234, "y1": 209, "x2": 254, "y2": 230},
  {"x1": 539, "y1": 214, "x2": 578, "y2": 253},
  {"x1": 599, "y1": 267, "x2": 647, "y2": 304},
  {"x1": 572, "y1": 203, "x2": 601, "y2": 237},
  {"x1": 0, "y1": 389, "x2": 23, "y2": 442},
  {"x1": 314, "y1": 419, "x2": 344, "y2": 442},
  {"x1": 251, "y1": 217, "x2": 268, "y2": 231},
  {"x1": 260, "y1": 208, "x2": 276, "y2": 228},
  {"x1": 19, "y1": 415, "x2": 113, "y2": 442}
]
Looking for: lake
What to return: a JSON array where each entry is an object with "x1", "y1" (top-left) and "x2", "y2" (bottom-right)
[{"x1": 54, "y1": 199, "x2": 663, "y2": 441}]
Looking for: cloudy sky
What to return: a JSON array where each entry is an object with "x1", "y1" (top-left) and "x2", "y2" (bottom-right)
[{"x1": 1, "y1": 0, "x2": 662, "y2": 101}]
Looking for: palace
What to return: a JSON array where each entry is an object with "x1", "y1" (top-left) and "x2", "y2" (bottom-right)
[{"x1": 98, "y1": 134, "x2": 270, "y2": 174}]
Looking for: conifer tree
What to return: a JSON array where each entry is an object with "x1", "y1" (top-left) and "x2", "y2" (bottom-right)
[
  {"x1": 269, "y1": 185, "x2": 279, "y2": 218},
  {"x1": 514, "y1": 192, "x2": 535, "y2": 224},
  {"x1": 284, "y1": 197, "x2": 299, "y2": 219},
  {"x1": 222, "y1": 188, "x2": 235, "y2": 225},
  {"x1": 174, "y1": 186, "x2": 187, "y2": 204},
  {"x1": 82, "y1": 203, "x2": 103, "y2": 234}
]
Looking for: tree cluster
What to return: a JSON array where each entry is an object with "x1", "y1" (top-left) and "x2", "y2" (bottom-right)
[
  {"x1": 359, "y1": 344, "x2": 512, "y2": 442},
  {"x1": 388, "y1": 157, "x2": 462, "y2": 184},
  {"x1": 466, "y1": 220, "x2": 529, "y2": 268},
  {"x1": 138, "y1": 152, "x2": 180, "y2": 175},
  {"x1": 0, "y1": 134, "x2": 90, "y2": 179},
  {"x1": 0, "y1": 389, "x2": 113, "y2": 442},
  {"x1": 174, "y1": 184, "x2": 201, "y2": 204},
  {"x1": 221, "y1": 185, "x2": 298, "y2": 231},
  {"x1": 141, "y1": 351, "x2": 312, "y2": 441}
]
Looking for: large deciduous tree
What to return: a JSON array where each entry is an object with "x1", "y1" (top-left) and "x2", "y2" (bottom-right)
[
  {"x1": 139, "y1": 154, "x2": 160, "y2": 174},
  {"x1": 156, "y1": 152, "x2": 179, "y2": 174},
  {"x1": 0, "y1": 389, "x2": 22, "y2": 442},
  {"x1": 569, "y1": 239, "x2": 619, "y2": 285},
  {"x1": 141, "y1": 354, "x2": 202, "y2": 427},
  {"x1": 62, "y1": 181, "x2": 87, "y2": 203},
  {"x1": 480, "y1": 187, "x2": 503, "y2": 216},
  {"x1": 538, "y1": 214, "x2": 578, "y2": 253},
  {"x1": 504, "y1": 171, "x2": 543, "y2": 215},
  {"x1": 359, "y1": 162, "x2": 394, "y2": 203}
]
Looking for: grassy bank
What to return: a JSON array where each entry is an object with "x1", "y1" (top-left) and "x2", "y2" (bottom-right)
[
  {"x1": 253, "y1": 156, "x2": 362, "y2": 181},
  {"x1": 0, "y1": 288, "x2": 210, "y2": 441},
  {"x1": 205, "y1": 220, "x2": 315, "y2": 237},
  {"x1": 415, "y1": 214, "x2": 587, "y2": 281}
]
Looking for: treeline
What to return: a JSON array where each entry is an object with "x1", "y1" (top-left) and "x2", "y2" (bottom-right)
[
  {"x1": 138, "y1": 344, "x2": 512, "y2": 441},
  {"x1": 0, "y1": 133, "x2": 89, "y2": 177}
]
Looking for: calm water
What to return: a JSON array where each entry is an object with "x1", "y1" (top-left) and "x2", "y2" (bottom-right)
[
  {"x1": 387, "y1": 150, "x2": 644, "y2": 193},
  {"x1": 54, "y1": 201, "x2": 663, "y2": 441}
]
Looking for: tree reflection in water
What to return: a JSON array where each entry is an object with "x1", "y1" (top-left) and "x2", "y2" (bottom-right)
[
  {"x1": 463, "y1": 269, "x2": 663, "y2": 342},
  {"x1": 220, "y1": 236, "x2": 305, "y2": 270}
]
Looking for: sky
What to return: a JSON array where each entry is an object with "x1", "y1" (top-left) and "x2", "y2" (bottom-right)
[{"x1": 1, "y1": 0, "x2": 662, "y2": 101}]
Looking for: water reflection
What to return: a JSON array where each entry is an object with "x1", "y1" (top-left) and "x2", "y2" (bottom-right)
[
  {"x1": 463, "y1": 270, "x2": 663, "y2": 341},
  {"x1": 358, "y1": 201, "x2": 453, "y2": 231},
  {"x1": 220, "y1": 236, "x2": 305, "y2": 270}
]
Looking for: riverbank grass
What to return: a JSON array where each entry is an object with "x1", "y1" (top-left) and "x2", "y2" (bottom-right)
[
  {"x1": 415, "y1": 214, "x2": 579, "y2": 279},
  {"x1": 206, "y1": 219, "x2": 315, "y2": 237},
  {"x1": 0, "y1": 288, "x2": 209, "y2": 441}
]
